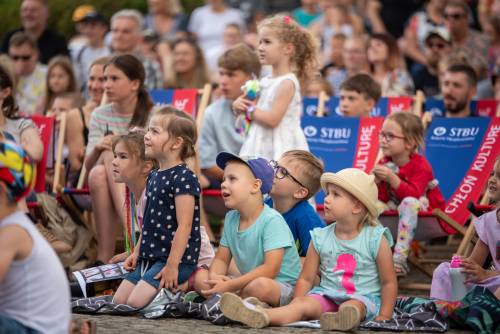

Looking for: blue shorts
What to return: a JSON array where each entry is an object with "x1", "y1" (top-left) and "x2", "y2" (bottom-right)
[{"x1": 125, "y1": 259, "x2": 196, "y2": 289}]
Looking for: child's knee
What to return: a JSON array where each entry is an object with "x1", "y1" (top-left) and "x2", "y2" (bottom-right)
[
  {"x1": 242, "y1": 277, "x2": 272, "y2": 297},
  {"x1": 398, "y1": 197, "x2": 420, "y2": 211},
  {"x1": 88, "y1": 165, "x2": 107, "y2": 187}
]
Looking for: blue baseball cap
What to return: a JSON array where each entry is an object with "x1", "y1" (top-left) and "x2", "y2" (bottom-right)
[{"x1": 216, "y1": 152, "x2": 274, "y2": 195}]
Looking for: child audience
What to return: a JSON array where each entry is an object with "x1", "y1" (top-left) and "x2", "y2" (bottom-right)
[
  {"x1": 431, "y1": 157, "x2": 500, "y2": 300},
  {"x1": 234, "y1": 15, "x2": 317, "y2": 160},
  {"x1": 0, "y1": 141, "x2": 70, "y2": 334},
  {"x1": 266, "y1": 150, "x2": 325, "y2": 258},
  {"x1": 220, "y1": 168, "x2": 396, "y2": 330},
  {"x1": 201, "y1": 152, "x2": 301, "y2": 307},
  {"x1": 338, "y1": 73, "x2": 381, "y2": 117},
  {"x1": 373, "y1": 112, "x2": 445, "y2": 276},
  {"x1": 113, "y1": 106, "x2": 202, "y2": 308}
]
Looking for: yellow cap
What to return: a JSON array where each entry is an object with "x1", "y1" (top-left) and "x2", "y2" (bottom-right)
[{"x1": 72, "y1": 5, "x2": 96, "y2": 22}]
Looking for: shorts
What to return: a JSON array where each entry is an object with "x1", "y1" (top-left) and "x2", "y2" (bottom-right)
[
  {"x1": 278, "y1": 281, "x2": 295, "y2": 306},
  {"x1": 125, "y1": 259, "x2": 197, "y2": 289},
  {"x1": 308, "y1": 293, "x2": 340, "y2": 313}
]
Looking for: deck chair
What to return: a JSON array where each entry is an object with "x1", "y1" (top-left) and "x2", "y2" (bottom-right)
[
  {"x1": 424, "y1": 97, "x2": 499, "y2": 117},
  {"x1": 149, "y1": 84, "x2": 212, "y2": 119},
  {"x1": 379, "y1": 116, "x2": 500, "y2": 288}
]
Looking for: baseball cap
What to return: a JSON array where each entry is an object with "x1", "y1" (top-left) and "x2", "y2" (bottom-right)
[
  {"x1": 425, "y1": 26, "x2": 451, "y2": 43},
  {"x1": 0, "y1": 140, "x2": 35, "y2": 202},
  {"x1": 216, "y1": 152, "x2": 274, "y2": 195},
  {"x1": 73, "y1": 5, "x2": 106, "y2": 24}
]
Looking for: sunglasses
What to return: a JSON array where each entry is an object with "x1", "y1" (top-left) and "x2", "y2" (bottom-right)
[
  {"x1": 269, "y1": 160, "x2": 307, "y2": 189},
  {"x1": 426, "y1": 42, "x2": 447, "y2": 50},
  {"x1": 378, "y1": 131, "x2": 405, "y2": 142},
  {"x1": 9, "y1": 54, "x2": 31, "y2": 62},
  {"x1": 444, "y1": 13, "x2": 465, "y2": 20}
]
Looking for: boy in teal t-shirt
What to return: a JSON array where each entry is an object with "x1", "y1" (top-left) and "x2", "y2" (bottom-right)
[{"x1": 201, "y1": 152, "x2": 301, "y2": 306}]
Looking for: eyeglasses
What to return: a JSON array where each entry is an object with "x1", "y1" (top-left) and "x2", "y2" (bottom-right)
[
  {"x1": 9, "y1": 54, "x2": 31, "y2": 62},
  {"x1": 426, "y1": 42, "x2": 447, "y2": 50},
  {"x1": 269, "y1": 160, "x2": 307, "y2": 189},
  {"x1": 444, "y1": 13, "x2": 465, "y2": 20},
  {"x1": 378, "y1": 131, "x2": 405, "y2": 142}
]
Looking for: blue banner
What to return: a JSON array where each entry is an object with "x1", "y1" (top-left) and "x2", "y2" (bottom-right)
[
  {"x1": 424, "y1": 117, "x2": 490, "y2": 199},
  {"x1": 149, "y1": 89, "x2": 174, "y2": 105}
]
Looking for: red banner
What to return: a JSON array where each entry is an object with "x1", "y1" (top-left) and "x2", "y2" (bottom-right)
[
  {"x1": 353, "y1": 117, "x2": 384, "y2": 172},
  {"x1": 476, "y1": 99, "x2": 498, "y2": 117},
  {"x1": 172, "y1": 89, "x2": 198, "y2": 117},
  {"x1": 30, "y1": 115, "x2": 55, "y2": 192},
  {"x1": 443, "y1": 117, "x2": 500, "y2": 233},
  {"x1": 388, "y1": 97, "x2": 413, "y2": 115}
]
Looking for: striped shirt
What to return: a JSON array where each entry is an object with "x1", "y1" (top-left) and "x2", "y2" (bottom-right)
[{"x1": 85, "y1": 104, "x2": 132, "y2": 155}]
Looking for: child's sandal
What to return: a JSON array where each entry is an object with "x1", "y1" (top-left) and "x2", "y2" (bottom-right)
[{"x1": 320, "y1": 304, "x2": 362, "y2": 331}]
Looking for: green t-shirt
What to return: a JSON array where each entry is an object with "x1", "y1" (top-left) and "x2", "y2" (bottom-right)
[{"x1": 220, "y1": 204, "x2": 301, "y2": 283}]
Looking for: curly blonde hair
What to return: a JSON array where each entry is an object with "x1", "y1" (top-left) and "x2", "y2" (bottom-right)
[{"x1": 258, "y1": 15, "x2": 319, "y2": 84}]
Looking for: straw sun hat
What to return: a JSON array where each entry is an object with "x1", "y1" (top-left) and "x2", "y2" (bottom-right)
[{"x1": 320, "y1": 168, "x2": 383, "y2": 218}]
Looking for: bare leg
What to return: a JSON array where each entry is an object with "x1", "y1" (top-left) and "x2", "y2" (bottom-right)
[
  {"x1": 89, "y1": 165, "x2": 119, "y2": 263},
  {"x1": 192, "y1": 268, "x2": 210, "y2": 292},
  {"x1": 112, "y1": 279, "x2": 136, "y2": 304},
  {"x1": 240, "y1": 277, "x2": 282, "y2": 307},
  {"x1": 126, "y1": 280, "x2": 159, "y2": 309},
  {"x1": 266, "y1": 296, "x2": 323, "y2": 325}
]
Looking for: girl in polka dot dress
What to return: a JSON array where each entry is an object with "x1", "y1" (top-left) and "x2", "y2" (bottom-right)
[{"x1": 113, "y1": 106, "x2": 202, "y2": 308}]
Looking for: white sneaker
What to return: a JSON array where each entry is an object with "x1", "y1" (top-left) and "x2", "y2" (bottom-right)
[{"x1": 220, "y1": 292, "x2": 270, "y2": 328}]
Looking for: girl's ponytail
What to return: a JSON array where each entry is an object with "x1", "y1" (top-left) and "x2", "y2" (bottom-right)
[{"x1": 131, "y1": 87, "x2": 154, "y2": 128}]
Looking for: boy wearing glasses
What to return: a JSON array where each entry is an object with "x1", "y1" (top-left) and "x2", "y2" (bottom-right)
[
  {"x1": 201, "y1": 152, "x2": 301, "y2": 307},
  {"x1": 266, "y1": 150, "x2": 325, "y2": 259},
  {"x1": 338, "y1": 73, "x2": 381, "y2": 117},
  {"x1": 8, "y1": 31, "x2": 47, "y2": 116}
]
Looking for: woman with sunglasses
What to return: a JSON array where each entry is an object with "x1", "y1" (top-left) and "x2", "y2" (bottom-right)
[{"x1": 400, "y1": 0, "x2": 447, "y2": 68}]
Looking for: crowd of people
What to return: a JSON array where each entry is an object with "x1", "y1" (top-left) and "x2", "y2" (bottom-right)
[{"x1": 0, "y1": 0, "x2": 499, "y2": 333}]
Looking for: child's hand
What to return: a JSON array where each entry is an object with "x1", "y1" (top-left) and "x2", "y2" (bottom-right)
[
  {"x1": 232, "y1": 94, "x2": 253, "y2": 114},
  {"x1": 95, "y1": 135, "x2": 114, "y2": 152},
  {"x1": 208, "y1": 273, "x2": 231, "y2": 281},
  {"x1": 109, "y1": 252, "x2": 128, "y2": 264},
  {"x1": 201, "y1": 279, "x2": 232, "y2": 297},
  {"x1": 155, "y1": 263, "x2": 178, "y2": 290},
  {"x1": 372, "y1": 165, "x2": 393, "y2": 182},
  {"x1": 124, "y1": 253, "x2": 137, "y2": 271},
  {"x1": 461, "y1": 258, "x2": 491, "y2": 283},
  {"x1": 374, "y1": 315, "x2": 391, "y2": 322}
]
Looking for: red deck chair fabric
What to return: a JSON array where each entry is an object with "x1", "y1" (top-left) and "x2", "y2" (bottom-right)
[{"x1": 30, "y1": 115, "x2": 55, "y2": 193}]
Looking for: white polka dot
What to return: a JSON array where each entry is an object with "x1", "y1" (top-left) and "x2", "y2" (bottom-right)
[
  {"x1": 195, "y1": 248, "x2": 198, "y2": 252},
  {"x1": 183, "y1": 170, "x2": 186, "y2": 174},
  {"x1": 171, "y1": 171, "x2": 174, "y2": 174},
  {"x1": 149, "y1": 254, "x2": 153, "y2": 258},
  {"x1": 150, "y1": 243, "x2": 155, "y2": 248},
  {"x1": 175, "y1": 188, "x2": 180, "y2": 193},
  {"x1": 185, "y1": 185, "x2": 190, "y2": 189},
  {"x1": 162, "y1": 189, "x2": 165, "y2": 194},
  {"x1": 143, "y1": 231, "x2": 148, "y2": 235},
  {"x1": 142, "y1": 252, "x2": 146, "y2": 256},
  {"x1": 169, "y1": 194, "x2": 173, "y2": 198},
  {"x1": 181, "y1": 178, "x2": 185, "y2": 182},
  {"x1": 174, "y1": 175, "x2": 178, "y2": 179},
  {"x1": 162, "y1": 176, "x2": 166, "y2": 180},
  {"x1": 194, "y1": 206, "x2": 198, "y2": 210},
  {"x1": 161, "y1": 235, "x2": 165, "y2": 240},
  {"x1": 166, "y1": 181, "x2": 170, "y2": 185},
  {"x1": 187, "y1": 255, "x2": 191, "y2": 260},
  {"x1": 154, "y1": 187, "x2": 157, "y2": 191},
  {"x1": 161, "y1": 248, "x2": 166, "y2": 252},
  {"x1": 196, "y1": 188, "x2": 200, "y2": 192},
  {"x1": 151, "y1": 209, "x2": 154, "y2": 213},
  {"x1": 154, "y1": 181, "x2": 156, "y2": 185},
  {"x1": 156, "y1": 223, "x2": 161, "y2": 228},
  {"x1": 171, "y1": 231, "x2": 175, "y2": 236},
  {"x1": 154, "y1": 233, "x2": 157, "y2": 237},
  {"x1": 158, "y1": 212, "x2": 162, "y2": 216},
  {"x1": 167, "y1": 215, "x2": 172, "y2": 220},
  {"x1": 151, "y1": 219, "x2": 155, "y2": 223},
  {"x1": 153, "y1": 197, "x2": 156, "y2": 200},
  {"x1": 186, "y1": 244, "x2": 190, "y2": 248},
  {"x1": 148, "y1": 192, "x2": 152, "y2": 196},
  {"x1": 195, "y1": 238, "x2": 200, "y2": 242},
  {"x1": 194, "y1": 226, "x2": 199, "y2": 230},
  {"x1": 142, "y1": 240, "x2": 145, "y2": 244},
  {"x1": 167, "y1": 224, "x2": 172, "y2": 229},
  {"x1": 170, "y1": 205, "x2": 174, "y2": 209},
  {"x1": 195, "y1": 217, "x2": 199, "y2": 222},
  {"x1": 159, "y1": 200, "x2": 163, "y2": 205}
]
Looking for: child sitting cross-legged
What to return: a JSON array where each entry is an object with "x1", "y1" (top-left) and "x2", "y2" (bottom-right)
[
  {"x1": 112, "y1": 106, "x2": 204, "y2": 308},
  {"x1": 200, "y1": 152, "x2": 302, "y2": 307},
  {"x1": 266, "y1": 150, "x2": 326, "y2": 259},
  {"x1": 219, "y1": 168, "x2": 397, "y2": 330}
]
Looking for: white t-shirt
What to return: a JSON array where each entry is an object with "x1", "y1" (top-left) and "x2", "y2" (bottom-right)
[{"x1": 188, "y1": 5, "x2": 245, "y2": 59}]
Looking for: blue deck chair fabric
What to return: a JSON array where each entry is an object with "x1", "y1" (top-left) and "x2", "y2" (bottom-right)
[
  {"x1": 304, "y1": 96, "x2": 413, "y2": 117},
  {"x1": 424, "y1": 117, "x2": 500, "y2": 233},
  {"x1": 425, "y1": 97, "x2": 499, "y2": 117},
  {"x1": 301, "y1": 114, "x2": 384, "y2": 202}
]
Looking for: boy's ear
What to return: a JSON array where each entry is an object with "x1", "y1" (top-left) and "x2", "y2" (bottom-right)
[
  {"x1": 250, "y1": 178, "x2": 263, "y2": 195},
  {"x1": 293, "y1": 186, "x2": 309, "y2": 200},
  {"x1": 365, "y1": 97, "x2": 376, "y2": 114}
]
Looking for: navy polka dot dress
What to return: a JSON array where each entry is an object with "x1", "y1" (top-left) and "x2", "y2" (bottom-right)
[{"x1": 140, "y1": 164, "x2": 201, "y2": 265}]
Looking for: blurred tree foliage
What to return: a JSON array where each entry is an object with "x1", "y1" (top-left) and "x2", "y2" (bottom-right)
[{"x1": 0, "y1": 0, "x2": 204, "y2": 39}]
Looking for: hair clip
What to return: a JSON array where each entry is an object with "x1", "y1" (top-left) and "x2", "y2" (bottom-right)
[{"x1": 283, "y1": 16, "x2": 292, "y2": 24}]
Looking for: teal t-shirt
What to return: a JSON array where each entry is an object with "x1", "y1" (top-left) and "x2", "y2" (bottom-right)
[
  {"x1": 220, "y1": 204, "x2": 301, "y2": 283},
  {"x1": 310, "y1": 223, "x2": 393, "y2": 297},
  {"x1": 292, "y1": 8, "x2": 321, "y2": 27}
]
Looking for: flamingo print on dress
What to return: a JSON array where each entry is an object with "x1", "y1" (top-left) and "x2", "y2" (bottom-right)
[{"x1": 333, "y1": 253, "x2": 357, "y2": 294}]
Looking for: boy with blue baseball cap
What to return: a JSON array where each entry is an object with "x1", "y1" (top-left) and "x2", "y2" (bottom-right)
[{"x1": 201, "y1": 152, "x2": 301, "y2": 307}]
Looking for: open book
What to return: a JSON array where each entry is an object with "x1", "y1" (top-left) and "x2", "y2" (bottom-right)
[{"x1": 73, "y1": 262, "x2": 128, "y2": 298}]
